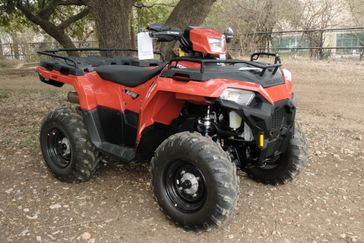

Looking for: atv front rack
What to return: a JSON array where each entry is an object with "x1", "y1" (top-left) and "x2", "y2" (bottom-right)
[
  {"x1": 167, "y1": 52, "x2": 281, "y2": 76},
  {"x1": 161, "y1": 53, "x2": 283, "y2": 88},
  {"x1": 250, "y1": 52, "x2": 281, "y2": 65}
]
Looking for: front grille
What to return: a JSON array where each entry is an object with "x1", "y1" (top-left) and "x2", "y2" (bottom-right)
[{"x1": 271, "y1": 107, "x2": 285, "y2": 130}]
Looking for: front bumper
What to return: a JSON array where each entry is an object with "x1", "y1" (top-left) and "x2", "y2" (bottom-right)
[{"x1": 219, "y1": 93, "x2": 297, "y2": 161}]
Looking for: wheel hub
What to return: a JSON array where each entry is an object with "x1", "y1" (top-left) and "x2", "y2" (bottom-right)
[
  {"x1": 178, "y1": 172, "x2": 199, "y2": 196},
  {"x1": 58, "y1": 137, "x2": 71, "y2": 158},
  {"x1": 165, "y1": 161, "x2": 207, "y2": 213},
  {"x1": 47, "y1": 128, "x2": 72, "y2": 168}
]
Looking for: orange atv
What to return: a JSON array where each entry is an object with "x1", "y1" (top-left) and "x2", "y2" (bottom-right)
[{"x1": 37, "y1": 24, "x2": 307, "y2": 229}]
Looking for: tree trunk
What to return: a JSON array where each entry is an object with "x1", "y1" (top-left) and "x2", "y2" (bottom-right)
[
  {"x1": 10, "y1": 33, "x2": 20, "y2": 60},
  {"x1": 130, "y1": 8, "x2": 136, "y2": 49},
  {"x1": 86, "y1": 0, "x2": 136, "y2": 55},
  {"x1": 161, "y1": 0, "x2": 218, "y2": 59},
  {"x1": 318, "y1": 30, "x2": 324, "y2": 60},
  {"x1": 0, "y1": 38, "x2": 4, "y2": 59}
]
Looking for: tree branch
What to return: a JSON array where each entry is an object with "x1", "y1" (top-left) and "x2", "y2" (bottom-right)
[
  {"x1": 37, "y1": 0, "x2": 86, "y2": 19},
  {"x1": 58, "y1": 6, "x2": 90, "y2": 29},
  {"x1": 38, "y1": 0, "x2": 61, "y2": 19},
  {"x1": 133, "y1": 2, "x2": 175, "y2": 9},
  {"x1": 59, "y1": 0, "x2": 86, "y2": 6},
  {"x1": 15, "y1": 1, "x2": 44, "y2": 25}
]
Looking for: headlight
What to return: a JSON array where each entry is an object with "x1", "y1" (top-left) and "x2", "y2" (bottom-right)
[
  {"x1": 208, "y1": 37, "x2": 225, "y2": 53},
  {"x1": 220, "y1": 88, "x2": 255, "y2": 106}
]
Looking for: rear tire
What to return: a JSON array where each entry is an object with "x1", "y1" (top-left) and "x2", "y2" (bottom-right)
[
  {"x1": 246, "y1": 123, "x2": 308, "y2": 185},
  {"x1": 40, "y1": 107, "x2": 100, "y2": 182},
  {"x1": 151, "y1": 132, "x2": 239, "y2": 230}
]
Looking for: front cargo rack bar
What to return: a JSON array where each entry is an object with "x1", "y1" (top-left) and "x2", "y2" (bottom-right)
[{"x1": 168, "y1": 52, "x2": 281, "y2": 77}]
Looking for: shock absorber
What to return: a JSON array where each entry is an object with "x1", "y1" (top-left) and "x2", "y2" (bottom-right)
[{"x1": 197, "y1": 106, "x2": 216, "y2": 136}]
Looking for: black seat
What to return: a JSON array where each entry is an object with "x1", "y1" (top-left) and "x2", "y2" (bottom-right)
[{"x1": 95, "y1": 64, "x2": 165, "y2": 87}]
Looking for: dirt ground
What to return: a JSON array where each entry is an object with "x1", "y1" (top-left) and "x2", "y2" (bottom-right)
[{"x1": 0, "y1": 60, "x2": 363, "y2": 243}]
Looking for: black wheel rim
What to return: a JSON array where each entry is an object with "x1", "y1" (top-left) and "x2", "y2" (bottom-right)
[
  {"x1": 46, "y1": 127, "x2": 72, "y2": 168},
  {"x1": 259, "y1": 155, "x2": 280, "y2": 170},
  {"x1": 244, "y1": 146, "x2": 280, "y2": 170},
  {"x1": 164, "y1": 160, "x2": 207, "y2": 213}
]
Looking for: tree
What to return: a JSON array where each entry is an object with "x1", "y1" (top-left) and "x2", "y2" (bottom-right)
[
  {"x1": 347, "y1": 0, "x2": 364, "y2": 60},
  {"x1": 133, "y1": 0, "x2": 176, "y2": 32},
  {"x1": 10, "y1": 32, "x2": 19, "y2": 59},
  {"x1": 161, "y1": 0, "x2": 218, "y2": 58},
  {"x1": 84, "y1": 0, "x2": 218, "y2": 57},
  {"x1": 0, "y1": 1, "x2": 31, "y2": 59},
  {"x1": 290, "y1": 0, "x2": 343, "y2": 59},
  {"x1": 1, "y1": 0, "x2": 217, "y2": 57},
  {"x1": 132, "y1": 0, "x2": 177, "y2": 49},
  {"x1": 83, "y1": 0, "x2": 135, "y2": 51},
  {"x1": 1, "y1": 0, "x2": 90, "y2": 55},
  {"x1": 347, "y1": 0, "x2": 364, "y2": 25},
  {"x1": 0, "y1": 37, "x2": 3, "y2": 59},
  {"x1": 205, "y1": 0, "x2": 297, "y2": 56},
  {"x1": 237, "y1": 0, "x2": 292, "y2": 53}
]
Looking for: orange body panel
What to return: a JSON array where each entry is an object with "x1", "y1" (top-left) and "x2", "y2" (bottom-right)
[
  {"x1": 37, "y1": 66, "x2": 292, "y2": 142},
  {"x1": 189, "y1": 28, "x2": 226, "y2": 55},
  {"x1": 38, "y1": 67, "x2": 124, "y2": 111}
]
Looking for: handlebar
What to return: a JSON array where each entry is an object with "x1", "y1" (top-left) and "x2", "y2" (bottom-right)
[{"x1": 147, "y1": 23, "x2": 182, "y2": 42}]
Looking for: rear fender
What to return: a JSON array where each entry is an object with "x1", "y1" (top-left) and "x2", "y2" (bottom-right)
[{"x1": 37, "y1": 67, "x2": 124, "y2": 111}]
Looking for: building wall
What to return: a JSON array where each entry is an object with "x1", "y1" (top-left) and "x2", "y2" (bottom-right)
[{"x1": 271, "y1": 1, "x2": 363, "y2": 56}]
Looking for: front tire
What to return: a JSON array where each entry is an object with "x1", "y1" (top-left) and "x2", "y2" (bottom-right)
[
  {"x1": 246, "y1": 123, "x2": 308, "y2": 185},
  {"x1": 151, "y1": 132, "x2": 239, "y2": 230},
  {"x1": 40, "y1": 107, "x2": 100, "y2": 182}
]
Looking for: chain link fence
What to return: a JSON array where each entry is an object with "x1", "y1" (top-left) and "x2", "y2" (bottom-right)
[
  {"x1": 231, "y1": 26, "x2": 364, "y2": 61},
  {"x1": 0, "y1": 41, "x2": 98, "y2": 61},
  {"x1": 1, "y1": 27, "x2": 363, "y2": 62}
]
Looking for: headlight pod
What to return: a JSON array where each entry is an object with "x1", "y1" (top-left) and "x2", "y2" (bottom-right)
[
  {"x1": 220, "y1": 88, "x2": 255, "y2": 106},
  {"x1": 208, "y1": 37, "x2": 226, "y2": 53}
]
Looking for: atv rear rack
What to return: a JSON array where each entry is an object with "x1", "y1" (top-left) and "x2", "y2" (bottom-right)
[
  {"x1": 38, "y1": 48, "x2": 165, "y2": 61},
  {"x1": 37, "y1": 48, "x2": 166, "y2": 76}
]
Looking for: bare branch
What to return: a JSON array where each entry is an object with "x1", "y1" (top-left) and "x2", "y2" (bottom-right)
[{"x1": 58, "y1": 6, "x2": 90, "y2": 29}]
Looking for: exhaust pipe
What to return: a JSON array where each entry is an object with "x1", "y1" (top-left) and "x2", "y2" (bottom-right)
[{"x1": 67, "y1": 91, "x2": 79, "y2": 104}]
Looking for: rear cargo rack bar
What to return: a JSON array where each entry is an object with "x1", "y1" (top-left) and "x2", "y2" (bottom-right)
[
  {"x1": 37, "y1": 51, "x2": 78, "y2": 67},
  {"x1": 37, "y1": 48, "x2": 166, "y2": 76},
  {"x1": 40, "y1": 48, "x2": 164, "y2": 60},
  {"x1": 38, "y1": 48, "x2": 165, "y2": 64},
  {"x1": 168, "y1": 52, "x2": 281, "y2": 76}
]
